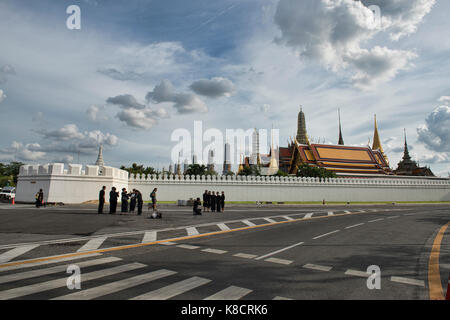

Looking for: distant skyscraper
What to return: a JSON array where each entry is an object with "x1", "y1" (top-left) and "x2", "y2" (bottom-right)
[
  {"x1": 296, "y1": 106, "x2": 309, "y2": 145},
  {"x1": 250, "y1": 129, "x2": 261, "y2": 165},
  {"x1": 169, "y1": 163, "x2": 173, "y2": 174},
  {"x1": 207, "y1": 150, "x2": 215, "y2": 172},
  {"x1": 192, "y1": 153, "x2": 198, "y2": 165},
  {"x1": 223, "y1": 142, "x2": 231, "y2": 174}
]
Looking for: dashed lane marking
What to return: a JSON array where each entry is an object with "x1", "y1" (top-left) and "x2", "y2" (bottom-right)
[
  {"x1": 177, "y1": 244, "x2": 200, "y2": 250},
  {"x1": 345, "y1": 269, "x2": 368, "y2": 278},
  {"x1": 387, "y1": 215, "x2": 400, "y2": 219},
  {"x1": 368, "y1": 218, "x2": 384, "y2": 223},
  {"x1": 302, "y1": 264, "x2": 333, "y2": 272},
  {"x1": 159, "y1": 242, "x2": 177, "y2": 246},
  {"x1": 130, "y1": 276, "x2": 211, "y2": 300},
  {"x1": 312, "y1": 230, "x2": 340, "y2": 240},
  {"x1": 264, "y1": 257, "x2": 293, "y2": 265},
  {"x1": 201, "y1": 248, "x2": 227, "y2": 255},
  {"x1": 255, "y1": 241, "x2": 304, "y2": 260},
  {"x1": 390, "y1": 276, "x2": 425, "y2": 287},
  {"x1": 233, "y1": 253, "x2": 257, "y2": 259},
  {"x1": 345, "y1": 223, "x2": 365, "y2": 229},
  {"x1": 0, "y1": 245, "x2": 40, "y2": 264},
  {"x1": 204, "y1": 285, "x2": 252, "y2": 300}
]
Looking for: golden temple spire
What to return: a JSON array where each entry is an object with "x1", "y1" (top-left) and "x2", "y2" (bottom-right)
[{"x1": 372, "y1": 114, "x2": 390, "y2": 165}]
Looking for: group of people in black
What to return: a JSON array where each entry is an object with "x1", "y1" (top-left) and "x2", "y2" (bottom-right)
[
  {"x1": 194, "y1": 190, "x2": 225, "y2": 215},
  {"x1": 98, "y1": 186, "x2": 144, "y2": 215}
]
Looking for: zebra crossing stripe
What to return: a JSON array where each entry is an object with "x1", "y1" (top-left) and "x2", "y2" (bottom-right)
[
  {"x1": 186, "y1": 227, "x2": 199, "y2": 236},
  {"x1": 282, "y1": 216, "x2": 294, "y2": 221},
  {"x1": 0, "y1": 245, "x2": 40, "y2": 264},
  {"x1": 0, "y1": 256, "x2": 121, "y2": 285},
  {"x1": 304, "y1": 213, "x2": 313, "y2": 218},
  {"x1": 0, "y1": 262, "x2": 146, "y2": 300},
  {"x1": 177, "y1": 244, "x2": 200, "y2": 250},
  {"x1": 242, "y1": 220, "x2": 256, "y2": 227},
  {"x1": 263, "y1": 218, "x2": 276, "y2": 223},
  {"x1": 54, "y1": 269, "x2": 177, "y2": 300},
  {"x1": 201, "y1": 248, "x2": 227, "y2": 255},
  {"x1": 328, "y1": 211, "x2": 334, "y2": 216},
  {"x1": 77, "y1": 237, "x2": 107, "y2": 252},
  {"x1": 142, "y1": 231, "x2": 157, "y2": 243},
  {"x1": 130, "y1": 276, "x2": 212, "y2": 300},
  {"x1": 204, "y1": 286, "x2": 252, "y2": 300},
  {"x1": 217, "y1": 223, "x2": 230, "y2": 231},
  {"x1": 0, "y1": 253, "x2": 102, "y2": 273}
]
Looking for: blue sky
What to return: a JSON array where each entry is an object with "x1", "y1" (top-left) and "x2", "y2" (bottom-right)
[{"x1": 0, "y1": 0, "x2": 449, "y2": 176}]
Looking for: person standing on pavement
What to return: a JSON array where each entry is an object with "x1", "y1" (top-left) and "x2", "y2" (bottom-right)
[
  {"x1": 210, "y1": 191, "x2": 216, "y2": 212},
  {"x1": 121, "y1": 188, "x2": 129, "y2": 213},
  {"x1": 202, "y1": 190, "x2": 208, "y2": 212},
  {"x1": 35, "y1": 189, "x2": 44, "y2": 208},
  {"x1": 216, "y1": 191, "x2": 221, "y2": 213},
  {"x1": 109, "y1": 187, "x2": 119, "y2": 214},
  {"x1": 220, "y1": 191, "x2": 225, "y2": 213},
  {"x1": 98, "y1": 186, "x2": 106, "y2": 214},
  {"x1": 129, "y1": 189, "x2": 137, "y2": 213},
  {"x1": 150, "y1": 188, "x2": 158, "y2": 212},
  {"x1": 136, "y1": 190, "x2": 143, "y2": 215}
]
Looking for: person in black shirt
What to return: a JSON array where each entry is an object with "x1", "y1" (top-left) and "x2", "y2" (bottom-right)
[
  {"x1": 121, "y1": 188, "x2": 129, "y2": 213},
  {"x1": 193, "y1": 197, "x2": 202, "y2": 215},
  {"x1": 202, "y1": 190, "x2": 208, "y2": 212},
  {"x1": 216, "y1": 191, "x2": 221, "y2": 213},
  {"x1": 109, "y1": 187, "x2": 119, "y2": 214},
  {"x1": 98, "y1": 186, "x2": 106, "y2": 214},
  {"x1": 129, "y1": 189, "x2": 137, "y2": 213},
  {"x1": 220, "y1": 191, "x2": 225, "y2": 213},
  {"x1": 211, "y1": 191, "x2": 216, "y2": 212},
  {"x1": 136, "y1": 190, "x2": 143, "y2": 215}
]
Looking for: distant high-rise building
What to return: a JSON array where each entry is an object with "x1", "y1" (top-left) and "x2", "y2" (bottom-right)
[
  {"x1": 207, "y1": 150, "x2": 215, "y2": 172},
  {"x1": 223, "y1": 142, "x2": 231, "y2": 174},
  {"x1": 168, "y1": 163, "x2": 173, "y2": 174},
  {"x1": 250, "y1": 129, "x2": 261, "y2": 165}
]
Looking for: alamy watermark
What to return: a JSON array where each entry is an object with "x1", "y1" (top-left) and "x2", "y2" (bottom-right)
[
  {"x1": 366, "y1": 265, "x2": 381, "y2": 290},
  {"x1": 66, "y1": 264, "x2": 81, "y2": 290},
  {"x1": 66, "y1": 5, "x2": 81, "y2": 30}
]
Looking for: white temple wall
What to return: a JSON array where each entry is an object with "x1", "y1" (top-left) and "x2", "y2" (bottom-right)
[{"x1": 16, "y1": 164, "x2": 450, "y2": 204}]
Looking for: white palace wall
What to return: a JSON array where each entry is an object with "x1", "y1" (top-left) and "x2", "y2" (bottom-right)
[{"x1": 16, "y1": 163, "x2": 450, "y2": 204}]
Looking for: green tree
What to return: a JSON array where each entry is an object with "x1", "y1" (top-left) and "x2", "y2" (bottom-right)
[
  {"x1": 296, "y1": 164, "x2": 337, "y2": 178},
  {"x1": 238, "y1": 165, "x2": 261, "y2": 176},
  {"x1": 185, "y1": 164, "x2": 207, "y2": 176},
  {"x1": 274, "y1": 169, "x2": 288, "y2": 177},
  {"x1": 0, "y1": 162, "x2": 24, "y2": 186},
  {"x1": 120, "y1": 163, "x2": 156, "y2": 177}
]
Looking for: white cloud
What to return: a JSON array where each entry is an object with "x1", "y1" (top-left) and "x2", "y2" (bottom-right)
[
  {"x1": 0, "y1": 64, "x2": 15, "y2": 84},
  {"x1": 37, "y1": 124, "x2": 85, "y2": 141},
  {"x1": 189, "y1": 77, "x2": 235, "y2": 98},
  {"x1": 417, "y1": 105, "x2": 450, "y2": 152},
  {"x1": 438, "y1": 96, "x2": 450, "y2": 104},
  {"x1": 146, "y1": 80, "x2": 208, "y2": 114},
  {"x1": 273, "y1": 0, "x2": 432, "y2": 88},
  {"x1": 0, "y1": 89, "x2": 5, "y2": 103},
  {"x1": 116, "y1": 107, "x2": 170, "y2": 130},
  {"x1": 106, "y1": 94, "x2": 145, "y2": 110},
  {"x1": 1, "y1": 141, "x2": 46, "y2": 161},
  {"x1": 86, "y1": 105, "x2": 108, "y2": 121}
]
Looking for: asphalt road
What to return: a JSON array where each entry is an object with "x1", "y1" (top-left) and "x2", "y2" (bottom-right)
[{"x1": 0, "y1": 203, "x2": 448, "y2": 300}]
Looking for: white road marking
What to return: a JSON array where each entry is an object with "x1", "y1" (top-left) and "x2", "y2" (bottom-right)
[
  {"x1": 344, "y1": 210, "x2": 351, "y2": 214},
  {"x1": 264, "y1": 257, "x2": 293, "y2": 265},
  {"x1": 273, "y1": 296, "x2": 293, "y2": 300},
  {"x1": 0, "y1": 252, "x2": 102, "y2": 273},
  {"x1": 255, "y1": 241, "x2": 304, "y2": 261},
  {"x1": 390, "y1": 276, "x2": 425, "y2": 287},
  {"x1": 0, "y1": 245, "x2": 40, "y2": 264},
  {"x1": 177, "y1": 244, "x2": 200, "y2": 250},
  {"x1": 302, "y1": 264, "x2": 332, "y2": 272},
  {"x1": 0, "y1": 256, "x2": 121, "y2": 285},
  {"x1": 368, "y1": 218, "x2": 384, "y2": 223},
  {"x1": 404, "y1": 213, "x2": 418, "y2": 216},
  {"x1": 159, "y1": 242, "x2": 177, "y2": 246},
  {"x1": 54, "y1": 269, "x2": 177, "y2": 300},
  {"x1": 304, "y1": 213, "x2": 314, "y2": 219},
  {"x1": 217, "y1": 223, "x2": 230, "y2": 231},
  {"x1": 328, "y1": 211, "x2": 334, "y2": 216},
  {"x1": 0, "y1": 262, "x2": 146, "y2": 300},
  {"x1": 77, "y1": 237, "x2": 107, "y2": 252},
  {"x1": 387, "y1": 215, "x2": 400, "y2": 219},
  {"x1": 312, "y1": 230, "x2": 340, "y2": 240},
  {"x1": 204, "y1": 286, "x2": 252, "y2": 300},
  {"x1": 142, "y1": 231, "x2": 157, "y2": 243},
  {"x1": 282, "y1": 216, "x2": 294, "y2": 221},
  {"x1": 130, "y1": 276, "x2": 211, "y2": 300},
  {"x1": 345, "y1": 269, "x2": 368, "y2": 278},
  {"x1": 186, "y1": 227, "x2": 199, "y2": 236},
  {"x1": 233, "y1": 253, "x2": 257, "y2": 259},
  {"x1": 345, "y1": 223, "x2": 365, "y2": 229},
  {"x1": 263, "y1": 218, "x2": 277, "y2": 223},
  {"x1": 201, "y1": 248, "x2": 227, "y2": 255},
  {"x1": 242, "y1": 220, "x2": 256, "y2": 227},
  {"x1": 358, "y1": 210, "x2": 366, "y2": 213}
]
